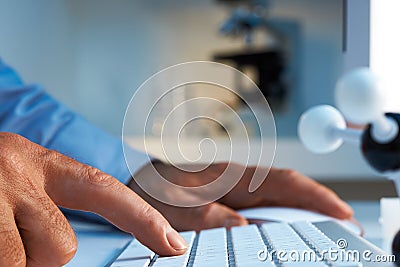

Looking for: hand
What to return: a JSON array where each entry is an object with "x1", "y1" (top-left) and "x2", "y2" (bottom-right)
[
  {"x1": 0, "y1": 133, "x2": 187, "y2": 267},
  {"x1": 130, "y1": 162, "x2": 353, "y2": 231}
]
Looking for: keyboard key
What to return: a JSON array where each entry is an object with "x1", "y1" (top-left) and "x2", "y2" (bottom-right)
[
  {"x1": 261, "y1": 223, "x2": 311, "y2": 252},
  {"x1": 108, "y1": 221, "x2": 382, "y2": 267},
  {"x1": 115, "y1": 239, "x2": 155, "y2": 261},
  {"x1": 261, "y1": 223, "x2": 329, "y2": 266},
  {"x1": 292, "y1": 222, "x2": 361, "y2": 267},
  {"x1": 110, "y1": 258, "x2": 150, "y2": 267},
  {"x1": 152, "y1": 231, "x2": 196, "y2": 267},
  {"x1": 292, "y1": 221, "x2": 337, "y2": 253},
  {"x1": 231, "y1": 224, "x2": 275, "y2": 267},
  {"x1": 192, "y1": 227, "x2": 228, "y2": 267}
]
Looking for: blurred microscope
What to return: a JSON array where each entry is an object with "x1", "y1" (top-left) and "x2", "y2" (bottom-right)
[
  {"x1": 214, "y1": 0, "x2": 299, "y2": 111},
  {"x1": 199, "y1": 0, "x2": 300, "y2": 138}
]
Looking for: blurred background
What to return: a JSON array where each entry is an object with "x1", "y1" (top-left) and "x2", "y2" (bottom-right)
[{"x1": 0, "y1": 0, "x2": 395, "y2": 199}]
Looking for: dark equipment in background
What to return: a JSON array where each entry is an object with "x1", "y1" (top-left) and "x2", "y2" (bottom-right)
[
  {"x1": 214, "y1": 50, "x2": 286, "y2": 109},
  {"x1": 214, "y1": 0, "x2": 297, "y2": 112}
]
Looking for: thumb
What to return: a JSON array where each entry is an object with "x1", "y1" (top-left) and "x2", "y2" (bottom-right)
[{"x1": 199, "y1": 203, "x2": 248, "y2": 230}]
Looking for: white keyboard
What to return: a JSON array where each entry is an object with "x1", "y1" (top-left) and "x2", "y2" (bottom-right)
[{"x1": 108, "y1": 221, "x2": 393, "y2": 267}]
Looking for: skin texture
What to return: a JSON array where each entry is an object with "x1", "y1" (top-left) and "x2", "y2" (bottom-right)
[
  {"x1": 130, "y1": 162, "x2": 354, "y2": 232},
  {"x1": 0, "y1": 132, "x2": 187, "y2": 267}
]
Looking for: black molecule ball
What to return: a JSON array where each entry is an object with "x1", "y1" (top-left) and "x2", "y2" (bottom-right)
[
  {"x1": 361, "y1": 113, "x2": 400, "y2": 173},
  {"x1": 392, "y1": 229, "x2": 400, "y2": 266}
]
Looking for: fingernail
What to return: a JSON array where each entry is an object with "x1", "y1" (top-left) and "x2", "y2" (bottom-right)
[
  {"x1": 224, "y1": 218, "x2": 243, "y2": 228},
  {"x1": 166, "y1": 228, "x2": 187, "y2": 251}
]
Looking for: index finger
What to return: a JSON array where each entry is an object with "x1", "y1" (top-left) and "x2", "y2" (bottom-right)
[{"x1": 42, "y1": 150, "x2": 187, "y2": 256}]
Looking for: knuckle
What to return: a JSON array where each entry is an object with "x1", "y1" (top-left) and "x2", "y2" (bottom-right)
[
  {"x1": 41, "y1": 148, "x2": 61, "y2": 163},
  {"x1": 0, "y1": 132, "x2": 22, "y2": 143},
  {"x1": 0, "y1": 143, "x2": 20, "y2": 165},
  {"x1": 39, "y1": 147, "x2": 67, "y2": 177},
  {"x1": 0, "y1": 133, "x2": 29, "y2": 158},
  {"x1": 0, "y1": 157, "x2": 41, "y2": 203},
  {"x1": 83, "y1": 165, "x2": 116, "y2": 187},
  {"x1": 273, "y1": 168, "x2": 299, "y2": 184},
  {"x1": 280, "y1": 168, "x2": 298, "y2": 178}
]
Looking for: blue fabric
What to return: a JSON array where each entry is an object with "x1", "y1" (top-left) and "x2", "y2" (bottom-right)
[{"x1": 0, "y1": 58, "x2": 150, "y2": 223}]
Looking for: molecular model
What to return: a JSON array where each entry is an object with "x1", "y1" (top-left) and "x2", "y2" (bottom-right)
[{"x1": 298, "y1": 68, "x2": 400, "y2": 194}]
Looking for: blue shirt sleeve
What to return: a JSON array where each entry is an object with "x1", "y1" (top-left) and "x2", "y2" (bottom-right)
[{"x1": 0, "y1": 58, "x2": 151, "y2": 223}]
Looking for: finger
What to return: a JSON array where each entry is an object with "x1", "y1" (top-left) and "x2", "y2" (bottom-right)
[
  {"x1": 42, "y1": 151, "x2": 187, "y2": 256},
  {"x1": 160, "y1": 203, "x2": 248, "y2": 232},
  {"x1": 306, "y1": 184, "x2": 354, "y2": 219},
  {"x1": 261, "y1": 169, "x2": 353, "y2": 219},
  {"x1": 197, "y1": 203, "x2": 248, "y2": 230},
  {"x1": 15, "y1": 193, "x2": 77, "y2": 267},
  {"x1": 0, "y1": 203, "x2": 26, "y2": 267},
  {"x1": 129, "y1": 178, "x2": 248, "y2": 231}
]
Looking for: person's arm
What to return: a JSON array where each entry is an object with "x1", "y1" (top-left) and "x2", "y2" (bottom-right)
[
  {"x1": 0, "y1": 58, "x2": 149, "y2": 222},
  {"x1": 0, "y1": 58, "x2": 148, "y2": 183}
]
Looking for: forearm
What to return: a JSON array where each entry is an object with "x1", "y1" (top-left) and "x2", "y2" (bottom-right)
[
  {"x1": 0, "y1": 58, "x2": 150, "y2": 183},
  {"x1": 0, "y1": 58, "x2": 151, "y2": 223}
]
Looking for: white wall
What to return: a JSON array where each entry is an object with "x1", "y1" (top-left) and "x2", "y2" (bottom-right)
[
  {"x1": 0, "y1": 0, "x2": 343, "y2": 137},
  {"x1": 0, "y1": 0, "x2": 78, "y2": 108},
  {"x1": 68, "y1": 0, "x2": 250, "y2": 135}
]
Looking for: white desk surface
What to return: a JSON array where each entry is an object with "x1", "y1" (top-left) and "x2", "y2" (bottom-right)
[
  {"x1": 65, "y1": 201, "x2": 385, "y2": 267},
  {"x1": 349, "y1": 201, "x2": 382, "y2": 247}
]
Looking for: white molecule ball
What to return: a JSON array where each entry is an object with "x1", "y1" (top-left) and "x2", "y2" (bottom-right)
[
  {"x1": 298, "y1": 105, "x2": 346, "y2": 154},
  {"x1": 335, "y1": 68, "x2": 385, "y2": 124}
]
